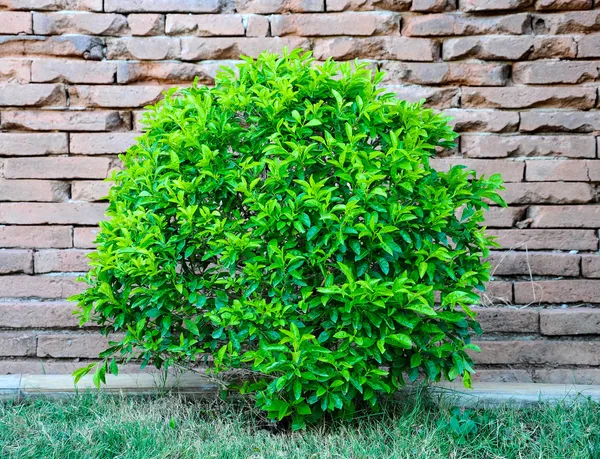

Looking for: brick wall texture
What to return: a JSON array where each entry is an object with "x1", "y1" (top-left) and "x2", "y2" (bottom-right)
[{"x1": 0, "y1": 0, "x2": 600, "y2": 384}]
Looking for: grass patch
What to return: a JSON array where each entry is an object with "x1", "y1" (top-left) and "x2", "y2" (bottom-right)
[{"x1": 1, "y1": 391, "x2": 599, "y2": 458}]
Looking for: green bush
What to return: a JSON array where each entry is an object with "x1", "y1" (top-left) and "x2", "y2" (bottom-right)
[{"x1": 72, "y1": 49, "x2": 504, "y2": 429}]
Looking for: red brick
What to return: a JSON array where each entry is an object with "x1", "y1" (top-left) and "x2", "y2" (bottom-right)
[
  {"x1": 0, "y1": 301, "x2": 81, "y2": 328},
  {"x1": 0, "y1": 333, "x2": 36, "y2": 357},
  {"x1": 529, "y1": 206, "x2": 600, "y2": 228},
  {"x1": 525, "y1": 160, "x2": 600, "y2": 182},
  {"x1": 0, "y1": 226, "x2": 72, "y2": 249},
  {"x1": 487, "y1": 229, "x2": 598, "y2": 251},
  {"x1": 0, "y1": 275, "x2": 84, "y2": 298},
  {"x1": 31, "y1": 59, "x2": 116, "y2": 84},
  {"x1": 0, "y1": 83, "x2": 66, "y2": 107},
  {"x1": 480, "y1": 281, "x2": 513, "y2": 305},
  {"x1": 181, "y1": 37, "x2": 310, "y2": 60},
  {"x1": 0, "y1": 0, "x2": 102, "y2": 10},
  {"x1": 69, "y1": 132, "x2": 138, "y2": 155},
  {"x1": 520, "y1": 111, "x2": 600, "y2": 133},
  {"x1": 514, "y1": 280, "x2": 600, "y2": 303},
  {"x1": 412, "y1": 0, "x2": 456, "y2": 12},
  {"x1": 313, "y1": 37, "x2": 437, "y2": 61},
  {"x1": 462, "y1": 135, "x2": 594, "y2": 159},
  {"x1": 236, "y1": 0, "x2": 324, "y2": 12},
  {"x1": 0, "y1": 249, "x2": 33, "y2": 274},
  {"x1": 327, "y1": 0, "x2": 409, "y2": 11},
  {"x1": 381, "y1": 62, "x2": 508, "y2": 86},
  {"x1": 33, "y1": 12, "x2": 128, "y2": 35},
  {"x1": 488, "y1": 251, "x2": 580, "y2": 276},
  {"x1": 430, "y1": 158, "x2": 524, "y2": 182},
  {"x1": 104, "y1": 0, "x2": 221, "y2": 12},
  {"x1": 535, "y1": 0, "x2": 591, "y2": 9},
  {"x1": 165, "y1": 14, "x2": 245, "y2": 36},
  {"x1": 37, "y1": 333, "x2": 122, "y2": 358},
  {"x1": 532, "y1": 11, "x2": 600, "y2": 34},
  {"x1": 582, "y1": 255, "x2": 600, "y2": 278},
  {"x1": 0, "y1": 12, "x2": 32, "y2": 34},
  {"x1": 0, "y1": 179, "x2": 69, "y2": 202},
  {"x1": 0, "y1": 35, "x2": 104, "y2": 60},
  {"x1": 0, "y1": 203, "x2": 108, "y2": 225},
  {"x1": 577, "y1": 35, "x2": 600, "y2": 58},
  {"x1": 534, "y1": 369, "x2": 600, "y2": 385},
  {"x1": 1, "y1": 110, "x2": 130, "y2": 131},
  {"x1": 386, "y1": 86, "x2": 459, "y2": 109},
  {"x1": 116, "y1": 61, "x2": 222, "y2": 84},
  {"x1": 461, "y1": 87, "x2": 594, "y2": 110},
  {"x1": 73, "y1": 227, "x2": 99, "y2": 248},
  {"x1": 513, "y1": 61, "x2": 600, "y2": 85},
  {"x1": 444, "y1": 36, "x2": 575, "y2": 60},
  {"x1": 127, "y1": 13, "x2": 164, "y2": 36},
  {"x1": 474, "y1": 307, "x2": 539, "y2": 333},
  {"x1": 4, "y1": 157, "x2": 110, "y2": 179},
  {"x1": 444, "y1": 110, "x2": 518, "y2": 133},
  {"x1": 402, "y1": 13, "x2": 530, "y2": 36},
  {"x1": 501, "y1": 183, "x2": 593, "y2": 205},
  {"x1": 0, "y1": 133, "x2": 67, "y2": 156},
  {"x1": 484, "y1": 207, "x2": 526, "y2": 228},
  {"x1": 0, "y1": 59, "x2": 31, "y2": 83},
  {"x1": 71, "y1": 181, "x2": 111, "y2": 201},
  {"x1": 271, "y1": 12, "x2": 399, "y2": 36},
  {"x1": 540, "y1": 308, "x2": 600, "y2": 335},
  {"x1": 69, "y1": 85, "x2": 168, "y2": 108},
  {"x1": 472, "y1": 340, "x2": 600, "y2": 365},
  {"x1": 34, "y1": 249, "x2": 92, "y2": 273},
  {"x1": 106, "y1": 37, "x2": 180, "y2": 60},
  {"x1": 460, "y1": 0, "x2": 533, "y2": 10}
]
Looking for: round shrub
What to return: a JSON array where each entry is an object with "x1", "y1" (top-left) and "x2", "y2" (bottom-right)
[{"x1": 72, "y1": 49, "x2": 505, "y2": 429}]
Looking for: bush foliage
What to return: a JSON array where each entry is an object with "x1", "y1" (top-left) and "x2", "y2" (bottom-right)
[{"x1": 72, "y1": 49, "x2": 504, "y2": 429}]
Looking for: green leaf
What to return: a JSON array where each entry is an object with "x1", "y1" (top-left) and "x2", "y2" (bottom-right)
[{"x1": 386, "y1": 334, "x2": 412, "y2": 349}]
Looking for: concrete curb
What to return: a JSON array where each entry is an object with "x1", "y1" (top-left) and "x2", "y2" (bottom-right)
[{"x1": 1, "y1": 374, "x2": 599, "y2": 407}]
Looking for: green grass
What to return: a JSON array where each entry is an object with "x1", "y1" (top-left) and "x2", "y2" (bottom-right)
[{"x1": 1, "y1": 392, "x2": 599, "y2": 459}]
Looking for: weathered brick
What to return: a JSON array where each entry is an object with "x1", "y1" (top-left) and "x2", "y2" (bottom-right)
[
  {"x1": 70, "y1": 132, "x2": 139, "y2": 155},
  {"x1": 459, "y1": 0, "x2": 533, "y2": 11},
  {"x1": 430, "y1": 158, "x2": 524, "y2": 182},
  {"x1": 1, "y1": 110, "x2": 130, "y2": 131},
  {"x1": 480, "y1": 281, "x2": 513, "y2": 304},
  {"x1": 462, "y1": 135, "x2": 595, "y2": 158},
  {"x1": 474, "y1": 307, "x2": 538, "y2": 333},
  {"x1": 385, "y1": 86, "x2": 459, "y2": 109},
  {"x1": 444, "y1": 36, "x2": 576, "y2": 61},
  {"x1": 381, "y1": 62, "x2": 508, "y2": 86},
  {"x1": 0, "y1": 249, "x2": 33, "y2": 274},
  {"x1": 271, "y1": 12, "x2": 399, "y2": 36},
  {"x1": 165, "y1": 14, "x2": 245, "y2": 36},
  {"x1": 532, "y1": 11, "x2": 600, "y2": 34},
  {"x1": 0, "y1": 59, "x2": 30, "y2": 83},
  {"x1": 515, "y1": 280, "x2": 600, "y2": 304},
  {"x1": 0, "y1": 12, "x2": 32, "y2": 34},
  {"x1": 411, "y1": 0, "x2": 456, "y2": 12},
  {"x1": 535, "y1": 0, "x2": 591, "y2": 9},
  {"x1": 235, "y1": 0, "x2": 324, "y2": 13},
  {"x1": 541, "y1": 308, "x2": 600, "y2": 335},
  {"x1": 127, "y1": 14, "x2": 164, "y2": 36},
  {"x1": 4, "y1": 157, "x2": 110, "y2": 180},
  {"x1": 327, "y1": 0, "x2": 410, "y2": 11},
  {"x1": 313, "y1": 37, "x2": 437, "y2": 61},
  {"x1": 34, "y1": 249, "x2": 92, "y2": 273},
  {"x1": 106, "y1": 37, "x2": 180, "y2": 60},
  {"x1": 487, "y1": 229, "x2": 598, "y2": 251},
  {"x1": 0, "y1": 301, "x2": 81, "y2": 328},
  {"x1": 0, "y1": 226, "x2": 72, "y2": 249},
  {"x1": 244, "y1": 14, "x2": 269, "y2": 37},
  {"x1": 69, "y1": 85, "x2": 168, "y2": 108},
  {"x1": 502, "y1": 183, "x2": 593, "y2": 205},
  {"x1": 488, "y1": 251, "x2": 580, "y2": 276},
  {"x1": 116, "y1": 60, "x2": 223, "y2": 84},
  {"x1": 484, "y1": 207, "x2": 526, "y2": 228},
  {"x1": 0, "y1": 133, "x2": 68, "y2": 156},
  {"x1": 71, "y1": 181, "x2": 111, "y2": 201},
  {"x1": 472, "y1": 340, "x2": 600, "y2": 365},
  {"x1": 0, "y1": 0, "x2": 102, "y2": 10},
  {"x1": 0, "y1": 203, "x2": 108, "y2": 225},
  {"x1": 0, "y1": 333, "x2": 36, "y2": 357},
  {"x1": 0, "y1": 35, "x2": 104, "y2": 60},
  {"x1": 525, "y1": 160, "x2": 600, "y2": 182},
  {"x1": 534, "y1": 369, "x2": 600, "y2": 385},
  {"x1": 471, "y1": 369, "x2": 533, "y2": 383},
  {"x1": 513, "y1": 61, "x2": 600, "y2": 85},
  {"x1": 529, "y1": 206, "x2": 600, "y2": 228},
  {"x1": 104, "y1": 0, "x2": 221, "y2": 13},
  {"x1": 0, "y1": 179, "x2": 69, "y2": 202},
  {"x1": 0, "y1": 275, "x2": 84, "y2": 298},
  {"x1": 37, "y1": 333, "x2": 121, "y2": 358},
  {"x1": 0, "y1": 83, "x2": 66, "y2": 107},
  {"x1": 402, "y1": 13, "x2": 530, "y2": 36},
  {"x1": 577, "y1": 35, "x2": 600, "y2": 58},
  {"x1": 582, "y1": 255, "x2": 600, "y2": 278},
  {"x1": 73, "y1": 227, "x2": 99, "y2": 248},
  {"x1": 181, "y1": 37, "x2": 310, "y2": 60},
  {"x1": 522, "y1": 111, "x2": 600, "y2": 133},
  {"x1": 444, "y1": 110, "x2": 518, "y2": 133},
  {"x1": 31, "y1": 59, "x2": 116, "y2": 84},
  {"x1": 33, "y1": 12, "x2": 129, "y2": 36},
  {"x1": 462, "y1": 87, "x2": 595, "y2": 110}
]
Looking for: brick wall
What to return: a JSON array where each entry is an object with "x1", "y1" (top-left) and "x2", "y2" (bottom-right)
[{"x1": 0, "y1": 0, "x2": 599, "y2": 383}]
